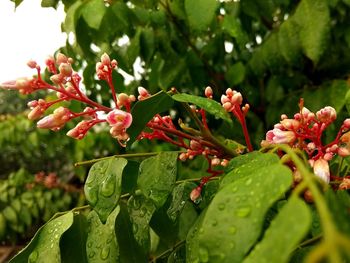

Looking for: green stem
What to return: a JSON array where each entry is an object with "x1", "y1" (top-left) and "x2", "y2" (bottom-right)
[
  {"x1": 74, "y1": 152, "x2": 164, "y2": 166},
  {"x1": 150, "y1": 240, "x2": 186, "y2": 262}
]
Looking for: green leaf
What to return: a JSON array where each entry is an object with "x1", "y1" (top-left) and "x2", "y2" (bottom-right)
[
  {"x1": 63, "y1": 0, "x2": 83, "y2": 33},
  {"x1": 11, "y1": 0, "x2": 24, "y2": 8},
  {"x1": 116, "y1": 203, "x2": 147, "y2": 263},
  {"x1": 81, "y1": 0, "x2": 107, "y2": 30},
  {"x1": 121, "y1": 160, "x2": 140, "y2": 194},
  {"x1": 127, "y1": 194, "x2": 157, "y2": 252},
  {"x1": 243, "y1": 197, "x2": 311, "y2": 263},
  {"x1": 10, "y1": 212, "x2": 74, "y2": 263},
  {"x1": 278, "y1": 19, "x2": 302, "y2": 65},
  {"x1": 185, "y1": 0, "x2": 218, "y2": 31},
  {"x1": 159, "y1": 58, "x2": 187, "y2": 89},
  {"x1": 138, "y1": 152, "x2": 178, "y2": 208},
  {"x1": 41, "y1": 0, "x2": 59, "y2": 8},
  {"x1": 128, "y1": 91, "x2": 174, "y2": 144},
  {"x1": 189, "y1": 163, "x2": 293, "y2": 263},
  {"x1": 140, "y1": 28, "x2": 155, "y2": 63},
  {"x1": 172, "y1": 93, "x2": 232, "y2": 123},
  {"x1": 225, "y1": 62, "x2": 246, "y2": 86},
  {"x1": 86, "y1": 206, "x2": 120, "y2": 263},
  {"x1": 84, "y1": 157, "x2": 128, "y2": 223},
  {"x1": 221, "y1": 152, "x2": 280, "y2": 187},
  {"x1": 167, "y1": 182, "x2": 197, "y2": 222},
  {"x1": 60, "y1": 213, "x2": 88, "y2": 263},
  {"x1": 294, "y1": 0, "x2": 330, "y2": 64}
]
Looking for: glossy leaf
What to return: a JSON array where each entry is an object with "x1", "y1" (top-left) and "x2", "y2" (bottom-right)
[
  {"x1": 138, "y1": 152, "x2": 178, "y2": 208},
  {"x1": 86, "y1": 206, "x2": 120, "y2": 263},
  {"x1": 115, "y1": 203, "x2": 147, "y2": 263},
  {"x1": 84, "y1": 158, "x2": 128, "y2": 223},
  {"x1": 188, "y1": 163, "x2": 293, "y2": 263},
  {"x1": 243, "y1": 197, "x2": 311, "y2": 263},
  {"x1": 10, "y1": 212, "x2": 74, "y2": 263},
  {"x1": 128, "y1": 91, "x2": 174, "y2": 144},
  {"x1": 172, "y1": 93, "x2": 232, "y2": 123},
  {"x1": 167, "y1": 182, "x2": 197, "y2": 222},
  {"x1": 127, "y1": 195, "x2": 157, "y2": 253},
  {"x1": 221, "y1": 152, "x2": 280, "y2": 187},
  {"x1": 185, "y1": 0, "x2": 218, "y2": 31},
  {"x1": 294, "y1": 0, "x2": 330, "y2": 64},
  {"x1": 60, "y1": 213, "x2": 88, "y2": 263},
  {"x1": 225, "y1": 62, "x2": 246, "y2": 86},
  {"x1": 81, "y1": 0, "x2": 106, "y2": 30}
]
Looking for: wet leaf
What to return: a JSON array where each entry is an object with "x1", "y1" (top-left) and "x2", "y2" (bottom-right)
[
  {"x1": 84, "y1": 157, "x2": 128, "y2": 223},
  {"x1": 138, "y1": 152, "x2": 178, "y2": 208},
  {"x1": 189, "y1": 163, "x2": 293, "y2": 262},
  {"x1": 172, "y1": 93, "x2": 232, "y2": 123},
  {"x1": 86, "y1": 206, "x2": 120, "y2": 262},
  {"x1": 10, "y1": 212, "x2": 74, "y2": 263},
  {"x1": 243, "y1": 197, "x2": 311, "y2": 263},
  {"x1": 185, "y1": 0, "x2": 218, "y2": 31}
]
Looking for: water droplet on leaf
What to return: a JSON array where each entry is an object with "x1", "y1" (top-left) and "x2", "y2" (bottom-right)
[
  {"x1": 218, "y1": 203, "x2": 225, "y2": 210},
  {"x1": 28, "y1": 251, "x2": 38, "y2": 262},
  {"x1": 100, "y1": 247, "x2": 110, "y2": 260},
  {"x1": 235, "y1": 207, "x2": 251, "y2": 218},
  {"x1": 198, "y1": 247, "x2": 209, "y2": 262},
  {"x1": 101, "y1": 180, "x2": 115, "y2": 197},
  {"x1": 229, "y1": 226, "x2": 237, "y2": 234},
  {"x1": 245, "y1": 178, "x2": 252, "y2": 186}
]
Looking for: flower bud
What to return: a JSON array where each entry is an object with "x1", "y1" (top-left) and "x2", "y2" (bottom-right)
[
  {"x1": 59, "y1": 63, "x2": 72, "y2": 77},
  {"x1": 56, "y1": 53, "x2": 68, "y2": 65},
  {"x1": 101, "y1": 53, "x2": 111, "y2": 65},
  {"x1": 137, "y1": 87, "x2": 150, "y2": 100},
  {"x1": 190, "y1": 140, "x2": 202, "y2": 151},
  {"x1": 190, "y1": 187, "x2": 202, "y2": 203},
  {"x1": 316, "y1": 106, "x2": 336, "y2": 124},
  {"x1": 339, "y1": 178, "x2": 350, "y2": 190},
  {"x1": 205, "y1": 86, "x2": 213, "y2": 98},
  {"x1": 280, "y1": 119, "x2": 300, "y2": 130},
  {"x1": 27, "y1": 60, "x2": 37, "y2": 69},
  {"x1": 313, "y1": 158, "x2": 330, "y2": 183}
]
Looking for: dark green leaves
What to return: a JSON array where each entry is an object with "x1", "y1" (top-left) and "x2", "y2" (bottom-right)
[
  {"x1": 172, "y1": 93, "x2": 232, "y2": 123},
  {"x1": 185, "y1": 0, "x2": 218, "y2": 31},
  {"x1": 294, "y1": 0, "x2": 330, "y2": 64},
  {"x1": 84, "y1": 158, "x2": 127, "y2": 223},
  {"x1": 86, "y1": 206, "x2": 120, "y2": 262},
  {"x1": 138, "y1": 152, "x2": 178, "y2": 208},
  {"x1": 243, "y1": 197, "x2": 311, "y2": 263},
  {"x1": 128, "y1": 91, "x2": 174, "y2": 144},
  {"x1": 187, "y1": 160, "x2": 293, "y2": 262},
  {"x1": 10, "y1": 212, "x2": 74, "y2": 263}
]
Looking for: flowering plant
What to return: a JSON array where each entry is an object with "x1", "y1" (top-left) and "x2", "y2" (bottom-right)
[{"x1": 2, "y1": 53, "x2": 350, "y2": 263}]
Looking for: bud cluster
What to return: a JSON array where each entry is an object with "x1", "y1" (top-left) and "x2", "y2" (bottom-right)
[{"x1": 262, "y1": 100, "x2": 350, "y2": 188}]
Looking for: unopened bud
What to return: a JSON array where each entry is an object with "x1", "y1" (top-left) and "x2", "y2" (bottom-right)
[
  {"x1": 56, "y1": 53, "x2": 68, "y2": 65},
  {"x1": 59, "y1": 63, "x2": 72, "y2": 77},
  {"x1": 27, "y1": 60, "x2": 37, "y2": 69},
  {"x1": 101, "y1": 53, "x2": 110, "y2": 65},
  {"x1": 190, "y1": 187, "x2": 202, "y2": 203},
  {"x1": 205, "y1": 86, "x2": 213, "y2": 98}
]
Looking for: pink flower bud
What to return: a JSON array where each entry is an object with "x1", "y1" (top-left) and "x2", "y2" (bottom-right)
[
  {"x1": 50, "y1": 74, "x2": 64, "y2": 84},
  {"x1": 45, "y1": 55, "x2": 56, "y2": 73},
  {"x1": 205, "y1": 86, "x2": 213, "y2": 98},
  {"x1": 37, "y1": 107, "x2": 71, "y2": 130},
  {"x1": 323, "y1": 152, "x2": 333, "y2": 161},
  {"x1": 231, "y1": 92, "x2": 243, "y2": 105},
  {"x1": 221, "y1": 159, "x2": 229, "y2": 167},
  {"x1": 27, "y1": 60, "x2": 37, "y2": 69},
  {"x1": 59, "y1": 63, "x2": 72, "y2": 77},
  {"x1": 66, "y1": 120, "x2": 92, "y2": 140},
  {"x1": 28, "y1": 106, "x2": 45, "y2": 120},
  {"x1": 313, "y1": 158, "x2": 330, "y2": 183},
  {"x1": 338, "y1": 147, "x2": 350, "y2": 157},
  {"x1": 225, "y1": 88, "x2": 233, "y2": 96},
  {"x1": 179, "y1": 153, "x2": 188, "y2": 161},
  {"x1": 101, "y1": 53, "x2": 111, "y2": 65},
  {"x1": 111, "y1": 59, "x2": 118, "y2": 68},
  {"x1": 280, "y1": 119, "x2": 301, "y2": 130},
  {"x1": 221, "y1": 95, "x2": 230, "y2": 104},
  {"x1": 190, "y1": 187, "x2": 202, "y2": 203},
  {"x1": 265, "y1": 128, "x2": 296, "y2": 144},
  {"x1": 316, "y1": 106, "x2": 336, "y2": 124},
  {"x1": 190, "y1": 140, "x2": 202, "y2": 150},
  {"x1": 223, "y1": 102, "x2": 233, "y2": 112},
  {"x1": 137, "y1": 87, "x2": 150, "y2": 100},
  {"x1": 56, "y1": 53, "x2": 68, "y2": 65},
  {"x1": 117, "y1": 93, "x2": 130, "y2": 106},
  {"x1": 211, "y1": 158, "x2": 221, "y2": 166},
  {"x1": 343, "y1": 119, "x2": 350, "y2": 129},
  {"x1": 106, "y1": 109, "x2": 133, "y2": 129}
]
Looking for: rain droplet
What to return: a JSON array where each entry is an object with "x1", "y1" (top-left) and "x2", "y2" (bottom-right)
[
  {"x1": 231, "y1": 186, "x2": 238, "y2": 193},
  {"x1": 211, "y1": 220, "x2": 218, "y2": 227},
  {"x1": 101, "y1": 179, "x2": 115, "y2": 197},
  {"x1": 100, "y1": 247, "x2": 110, "y2": 260},
  {"x1": 106, "y1": 235, "x2": 113, "y2": 244},
  {"x1": 132, "y1": 224, "x2": 138, "y2": 234},
  {"x1": 87, "y1": 242, "x2": 93, "y2": 248},
  {"x1": 50, "y1": 243, "x2": 54, "y2": 248},
  {"x1": 218, "y1": 203, "x2": 225, "y2": 211},
  {"x1": 28, "y1": 251, "x2": 38, "y2": 262},
  {"x1": 85, "y1": 187, "x2": 98, "y2": 206},
  {"x1": 255, "y1": 202, "x2": 261, "y2": 208},
  {"x1": 89, "y1": 251, "x2": 95, "y2": 258},
  {"x1": 229, "y1": 226, "x2": 237, "y2": 234},
  {"x1": 57, "y1": 222, "x2": 62, "y2": 226},
  {"x1": 245, "y1": 178, "x2": 252, "y2": 186},
  {"x1": 235, "y1": 207, "x2": 251, "y2": 218},
  {"x1": 229, "y1": 242, "x2": 235, "y2": 249},
  {"x1": 198, "y1": 247, "x2": 209, "y2": 262}
]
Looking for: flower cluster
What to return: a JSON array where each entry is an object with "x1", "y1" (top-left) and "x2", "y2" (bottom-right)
[
  {"x1": 262, "y1": 100, "x2": 350, "y2": 188},
  {"x1": 1, "y1": 53, "x2": 139, "y2": 146}
]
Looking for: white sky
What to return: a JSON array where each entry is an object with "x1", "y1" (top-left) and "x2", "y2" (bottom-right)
[{"x1": 0, "y1": 0, "x2": 66, "y2": 83}]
